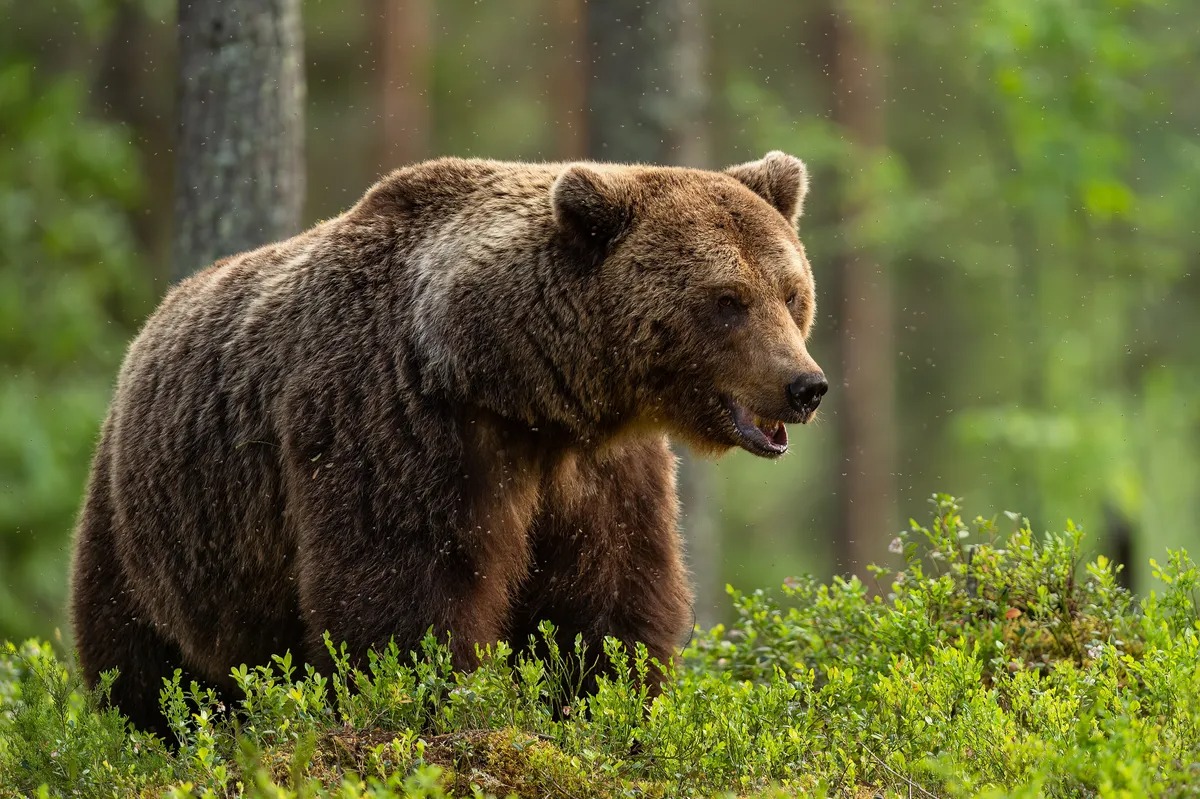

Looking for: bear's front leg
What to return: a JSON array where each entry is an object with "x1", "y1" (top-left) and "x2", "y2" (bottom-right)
[
  {"x1": 510, "y1": 436, "x2": 693, "y2": 694},
  {"x1": 284, "y1": 434, "x2": 538, "y2": 677}
]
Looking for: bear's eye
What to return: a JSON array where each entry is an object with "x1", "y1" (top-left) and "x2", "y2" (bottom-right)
[
  {"x1": 786, "y1": 292, "x2": 797, "y2": 307},
  {"x1": 716, "y1": 294, "x2": 744, "y2": 314}
]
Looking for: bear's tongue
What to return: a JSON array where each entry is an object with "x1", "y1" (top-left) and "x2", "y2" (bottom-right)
[
  {"x1": 729, "y1": 401, "x2": 788, "y2": 454},
  {"x1": 757, "y1": 418, "x2": 788, "y2": 448}
]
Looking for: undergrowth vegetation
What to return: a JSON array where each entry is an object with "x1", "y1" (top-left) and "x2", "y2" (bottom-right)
[{"x1": 3, "y1": 496, "x2": 1199, "y2": 797}]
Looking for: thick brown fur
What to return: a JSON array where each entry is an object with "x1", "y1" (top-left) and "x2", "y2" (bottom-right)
[{"x1": 70, "y1": 153, "x2": 824, "y2": 736}]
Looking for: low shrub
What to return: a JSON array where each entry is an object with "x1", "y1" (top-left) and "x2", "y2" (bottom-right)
[{"x1": 2, "y1": 495, "x2": 1198, "y2": 797}]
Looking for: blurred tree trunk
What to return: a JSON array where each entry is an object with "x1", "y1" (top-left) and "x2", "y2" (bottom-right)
[
  {"x1": 94, "y1": 0, "x2": 175, "y2": 271},
  {"x1": 829, "y1": 0, "x2": 897, "y2": 576},
  {"x1": 1103, "y1": 504, "x2": 1136, "y2": 591},
  {"x1": 172, "y1": 0, "x2": 306, "y2": 282},
  {"x1": 550, "y1": 0, "x2": 587, "y2": 160},
  {"x1": 374, "y1": 0, "x2": 431, "y2": 169},
  {"x1": 582, "y1": 0, "x2": 720, "y2": 625},
  {"x1": 583, "y1": 0, "x2": 708, "y2": 164}
]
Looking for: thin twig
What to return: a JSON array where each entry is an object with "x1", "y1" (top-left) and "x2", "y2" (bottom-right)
[{"x1": 861, "y1": 742, "x2": 943, "y2": 799}]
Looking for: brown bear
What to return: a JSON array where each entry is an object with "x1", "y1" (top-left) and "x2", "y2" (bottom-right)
[{"x1": 70, "y1": 152, "x2": 827, "y2": 737}]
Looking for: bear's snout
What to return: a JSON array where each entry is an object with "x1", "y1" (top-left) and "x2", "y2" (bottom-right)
[{"x1": 787, "y1": 371, "x2": 828, "y2": 420}]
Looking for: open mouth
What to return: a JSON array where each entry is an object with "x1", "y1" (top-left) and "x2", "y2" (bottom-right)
[{"x1": 722, "y1": 397, "x2": 790, "y2": 458}]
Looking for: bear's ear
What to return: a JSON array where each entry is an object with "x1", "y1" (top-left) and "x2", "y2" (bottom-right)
[
  {"x1": 725, "y1": 151, "x2": 809, "y2": 225},
  {"x1": 551, "y1": 165, "x2": 634, "y2": 258}
]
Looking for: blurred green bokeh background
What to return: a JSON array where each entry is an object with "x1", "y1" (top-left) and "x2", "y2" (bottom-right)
[{"x1": 2, "y1": 0, "x2": 1198, "y2": 641}]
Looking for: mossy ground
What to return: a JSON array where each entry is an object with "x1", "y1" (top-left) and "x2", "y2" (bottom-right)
[{"x1": 3, "y1": 496, "x2": 1199, "y2": 798}]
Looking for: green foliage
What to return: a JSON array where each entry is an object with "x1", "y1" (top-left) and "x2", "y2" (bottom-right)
[
  {"x1": 0, "y1": 640, "x2": 173, "y2": 797},
  {"x1": 696, "y1": 495, "x2": 1200, "y2": 795},
  {"x1": 0, "y1": 0, "x2": 150, "y2": 641},
  {"x1": 6, "y1": 0, "x2": 1200, "y2": 643},
  {"x1": 716, "y1": 0, "x2": 1200, "y2": 588},
  {"x1": 3, "y1": 498, "x2": 1200, "y2": 797}
]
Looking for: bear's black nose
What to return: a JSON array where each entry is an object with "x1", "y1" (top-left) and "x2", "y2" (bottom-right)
[{"x1": 787, "y1": 372, "x2": 829, "y2": 413}]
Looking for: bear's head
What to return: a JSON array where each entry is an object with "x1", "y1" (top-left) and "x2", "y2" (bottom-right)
[{"x1": 551, "y1": 151, "x2": 827, "y2": 459}]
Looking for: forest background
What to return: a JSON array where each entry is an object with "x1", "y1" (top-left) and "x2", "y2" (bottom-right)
[{"x1": 2, "y1": 0, "x2": 1198, "y2": 642}]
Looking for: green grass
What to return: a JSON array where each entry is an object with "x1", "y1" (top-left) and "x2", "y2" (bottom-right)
[{"x1": 3, "y1": 495, "x2": 1200, "y2": 798}]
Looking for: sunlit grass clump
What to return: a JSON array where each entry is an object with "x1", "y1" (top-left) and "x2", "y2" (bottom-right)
[{"x1": 2, "y1": 495, "x2": 1199, "y2": 798}]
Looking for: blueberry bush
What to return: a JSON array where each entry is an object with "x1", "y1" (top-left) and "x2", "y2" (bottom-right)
[{"x1": 2, "y1": 496, "x2": 1199, "y2": 797}]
